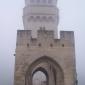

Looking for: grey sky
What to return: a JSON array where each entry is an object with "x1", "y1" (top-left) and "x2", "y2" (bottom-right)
[{"x1": 0, "y1": 0, "x2": 85, "y2": 85}]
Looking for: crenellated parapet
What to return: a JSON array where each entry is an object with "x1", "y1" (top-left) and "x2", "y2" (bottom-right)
[{"x1": 16, "y1": 28, "x2": 74, "y2": 48}]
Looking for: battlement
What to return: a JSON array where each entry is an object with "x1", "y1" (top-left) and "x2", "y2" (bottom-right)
[{"x1": 16, "y1": 29, "x2": 74, "y2": 48}]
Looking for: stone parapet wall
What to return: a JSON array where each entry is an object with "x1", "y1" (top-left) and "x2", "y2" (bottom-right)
[{"x1": 16, "y1": 29, "x2": 74, "y2": 48}]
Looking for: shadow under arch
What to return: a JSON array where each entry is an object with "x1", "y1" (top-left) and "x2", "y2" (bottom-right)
[
  {"x1": 25, "y1": 56, "x2": 64, "y2": 85},
  {"x1": 32, "y1": 67, "x2": 49, "y2": 85},
  {"x1": 32, "y1": 67, "x2": 48, "y2": 78}
]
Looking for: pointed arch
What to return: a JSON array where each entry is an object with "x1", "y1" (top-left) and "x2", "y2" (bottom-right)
[{"x1": 25, "y1": 56, "x2": 64, "y2": 85}]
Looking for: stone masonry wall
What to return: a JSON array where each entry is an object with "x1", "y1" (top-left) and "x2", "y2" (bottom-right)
[{"x1": 14, "y1": 28, "x2": 76, "y2": 85}]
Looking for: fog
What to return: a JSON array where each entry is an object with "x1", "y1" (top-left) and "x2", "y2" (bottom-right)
[{"x1": 0, "y1": 0, "x2": 85, "y2": 85}]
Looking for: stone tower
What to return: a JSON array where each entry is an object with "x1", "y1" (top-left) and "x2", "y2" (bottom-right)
[
  {"x1": 14, "y1": 0, "x2": 77, "y2": 85},
  {"x1": 23, "y1": 0, "x2": 59, "y2": 37}
]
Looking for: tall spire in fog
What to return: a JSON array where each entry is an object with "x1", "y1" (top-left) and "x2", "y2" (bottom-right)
[{"x1": 23, "y1": 0, "x2": 59, "y2": 37}]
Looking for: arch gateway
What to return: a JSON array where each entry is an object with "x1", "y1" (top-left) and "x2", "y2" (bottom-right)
[
  {"x1": 14, "y1": 29, "x2": 77, "y2": 85},
  {"x1": 25, "y1": 56, "x2": 64, "y2": 85},
  {"x1": 14, "y1": 0, "x2": 77, "y2": 85}
]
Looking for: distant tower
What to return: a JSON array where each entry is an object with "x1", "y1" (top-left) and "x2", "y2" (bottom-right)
[
  {"x1": 14, "y1": 0, "x2": 77, "y2": 85},
  {"x1": 23, "y1": 0, "x2": 59, "y2": 37}
]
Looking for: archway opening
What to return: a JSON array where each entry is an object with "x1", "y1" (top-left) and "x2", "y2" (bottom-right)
[
  {"x1": 25, "y1": 56, "x2": 64, "y2": 85},
  {"x1": 32, "y1": 71, "x2": 47, "y2": 85}
]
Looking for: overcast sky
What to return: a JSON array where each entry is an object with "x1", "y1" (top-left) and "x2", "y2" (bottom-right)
[{"x1": 0, "y1": 0, "x2": 85, "y2": 85}]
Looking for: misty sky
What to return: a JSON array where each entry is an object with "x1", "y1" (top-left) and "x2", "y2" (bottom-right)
[{"x1": 0, "y1": 0, "x2": 85, "y2": 85}]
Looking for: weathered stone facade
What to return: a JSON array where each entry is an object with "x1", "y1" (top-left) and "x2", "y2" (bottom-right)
[
  {"x1": 14, "y1": 29, "x2": 76, "y2": 85},
  {"x1": 14, "y1": 0, "x2": 77, "y2": 85}
]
